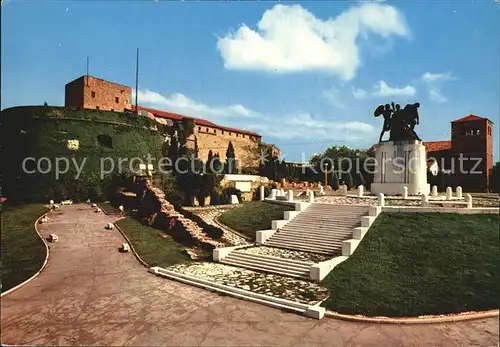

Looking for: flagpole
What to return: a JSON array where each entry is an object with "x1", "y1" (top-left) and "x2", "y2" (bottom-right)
[
  {"x1": 86, "y1": 56, "x2": 89, "y2": 86},
  {"x1": 135, "y1": 48, "x2": 139, "y2": 114}
]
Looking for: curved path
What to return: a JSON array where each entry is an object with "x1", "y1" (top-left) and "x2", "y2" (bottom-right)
[{"x1": 1, "y1": 204, "x2": 498, "y2": 346}]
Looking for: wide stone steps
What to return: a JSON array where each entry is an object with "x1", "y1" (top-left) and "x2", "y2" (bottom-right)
[
  {"x1": 270, "y1": 231, "x2": 351, "y2": 242},
  {"x1": 262, "y1": 204, "x2": 370, "y2": 255},
  {"x1": 265, "y1": 236, "x2": 340, "y2": 249},
  {"x1": 221, "y1": 251, "x2": 312, "y2": 279},
  {"x1": 284, "y1": 220, "x2": 361, "y2": 228}
]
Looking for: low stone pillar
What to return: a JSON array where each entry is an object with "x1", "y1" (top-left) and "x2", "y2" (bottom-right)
[
  {"x1": 319, "y1": 185, "x2": 325, "y2": 195},
  {"x1": 308, "y1": 190, "x2": 315, "y2": 203},
  {"x1": 357, "y1": 185, "x2": 364, "y2": 197},
  {"x1": 431, "y1": 185, "x2": 438, "y2": 197},
  {"x1": 446, "y1": 187, "x2": 453, "y2": 200},
  {"x1": 421, "y1": 193, "x2": 429, "y2": 207},
  {"x1": 287, "y1": 190, "x2": 294, "y2": 202},
  {"x1": 342, "y1": 184, "x2": 348, "y2": 196},
  {"x1": 378, "y1": 193, "x2": 385, "y2": 207},
  {"x1": 259, "y1": 186, "x2": 265, "y2": 201},
  {"x1": 270, "y1": 189, "x2": 277, "y2": 200},
  {"x1": 280, "y1": 189, "x2": 285, "y2": 196},
  {"x1": 465, "y1": 194, "x2": 472, "y2": 208},
  {"x1": 306, "y1": 188, "x2": 310, "y2": 196},
  {"x1": 402, "y1": 186, "x2": 408, "y2": 199},
  {"x1": 456, "y1": 186, "x2": 463, "y2": 199}
]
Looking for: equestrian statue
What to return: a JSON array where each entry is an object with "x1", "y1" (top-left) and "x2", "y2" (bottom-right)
[{"x1": 374, "y1": 101, "x2": 421, "y2": 143}]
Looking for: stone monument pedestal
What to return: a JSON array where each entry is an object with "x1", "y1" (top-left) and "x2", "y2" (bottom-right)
[{"x1": 371, "y1": 140, "x2": 430, "y2": 196}]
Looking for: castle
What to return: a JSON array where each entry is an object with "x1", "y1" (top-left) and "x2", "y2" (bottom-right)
[
  {"x1": 65, "y1": 75, "x2": 270, "y2": 167},
  {"x1": 370, "y1": 115, "x2": 494, "y2": 192}
]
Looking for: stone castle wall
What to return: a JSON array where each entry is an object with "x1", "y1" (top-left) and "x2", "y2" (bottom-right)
[{"x1": 189, "y1": 126, "x2": 261, "y2": 167}]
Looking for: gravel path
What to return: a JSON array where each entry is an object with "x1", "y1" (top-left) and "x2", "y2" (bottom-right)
[{"x1": 238, "y1": 246, "x2": 331, "y2": 263}]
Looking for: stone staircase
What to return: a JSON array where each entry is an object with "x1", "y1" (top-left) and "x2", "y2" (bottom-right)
[
  {"x1": 264, "y1": 204, "x2": 370, "y2": 255},
  {"x1": 219, "y1": 250, "x2": 313, "y2": 279}
]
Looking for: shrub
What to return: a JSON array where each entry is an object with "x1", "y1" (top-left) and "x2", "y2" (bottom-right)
[{"x1": 223, "y1": 187, "x2": 242, "y2": 203}]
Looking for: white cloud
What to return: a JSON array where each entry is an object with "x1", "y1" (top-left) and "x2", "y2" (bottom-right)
[
  {"x1": 372, "y1": 80, "x2": 416, "y2": 97},
  {"x1": 421, "y1": 71, "x2": 453, "y2": 103},
  {"x1": 134, "y1": 88, "x2": 375, "y2": 143},
  {"x1": 352, "y1": 87, "x2": 368, "y2": 99},
  {"x1": 421, "y1": 72, "x2": 452, "y2": 82},
  {"x1": 217, "y1": 3, "x2": 409, "y2": 80},
  {"x1": 133, "y1": 89, "x2": 255, "y2": 118}
]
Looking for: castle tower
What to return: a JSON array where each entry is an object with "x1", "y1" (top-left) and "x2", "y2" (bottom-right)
[{"x1": 65, "y1": 75, "x2": 132, "y2": 112}]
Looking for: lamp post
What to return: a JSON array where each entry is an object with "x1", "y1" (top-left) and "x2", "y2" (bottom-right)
[{"x1": 323, "y1": 163, "x2": 328, "y2": 187}]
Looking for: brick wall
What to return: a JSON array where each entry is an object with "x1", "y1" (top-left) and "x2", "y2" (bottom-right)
[{"x1": 64, "y1": 76, "x2": 131, "y2": 112}]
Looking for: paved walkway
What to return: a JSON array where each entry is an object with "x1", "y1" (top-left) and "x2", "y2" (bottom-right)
[{"x1": 1, "y1": 204, "x2": 498, "y2": 346}]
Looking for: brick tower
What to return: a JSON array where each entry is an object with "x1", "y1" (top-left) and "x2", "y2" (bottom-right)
[
  {"x1": 450, "y1": 115, "x2": 494, "y2": 191},
  {"x1": 65, "y1": 75, "x2": 132, "y2": 112}
]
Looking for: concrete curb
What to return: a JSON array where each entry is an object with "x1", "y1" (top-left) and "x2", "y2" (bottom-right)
[
  {"x1": 113, "y1": 219, "x2": 151, "y2": 269},
  {"x1": 1, "y1": 210, "x2": 51, "y2": 298},
  {"x1": 325, "y1": 309, "x2": 499, "y2": 324}
]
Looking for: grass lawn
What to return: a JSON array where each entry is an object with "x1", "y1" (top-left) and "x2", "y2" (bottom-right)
[
  {"x1": 1, "y1": 204, "x2": 49, "y2": 292},
  {"x1": 218, "y1": 201, "x2": 291, "y2": 240},
  {"x1": 321, "y1": 213, "x2": 499, "y2": 317},
  {"x1": 116, "y1": 218, "x2": 198, "y2": 267}
]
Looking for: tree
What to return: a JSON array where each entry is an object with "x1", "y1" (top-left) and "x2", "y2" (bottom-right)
[
  {"x1": 213, "y1": 152, "x2": 223, "y2": 174},
  {"x1": 356, "y1": 172, "x2": 365, "y2": 188},
  {"x1": 194, "y1": 136, "x2": 199, "y2": 158},
  {"x1": 225, "y1": 141, "x2": 236, "y2": 174},
  {"x1": 343, "y1": 172, "x2": 354, "y2": 189},
  {"x1": 330, "y1": 172, "x2": 340, "y2": 190}
]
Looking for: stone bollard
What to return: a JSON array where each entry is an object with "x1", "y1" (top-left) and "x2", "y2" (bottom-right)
[
  {"x1": 421, "y1": 193, "x2": 429, "y2": 207},
  {"x1": 280, "y1": 189, "x2": 285, "y2": 197},
  {"x1": 446, "y1": 187, "x2": 453, "y2": 200},
  {"x1": 105, "y1": 223, "x2": 114, "y2": 230},
  {"x1": 342, "y1": 184, "x2": 348, "y2": 196},
  {"x1": 465, "y1": 194, "x2": 472, "y2": 208},
  {"x1": 306, "y1": 188, "x2": 311, "y2": 197},
  {"x1": 287, "y1": 190, "x2": 294, "y2": 202},
  {"x1": 270, "y1": 189, "x2": 277, "y2": 200},
  {"x1": 259, "y1": 186, "x2": 265, "y2": 201},
  {"x1": 49, "y1": 200, "x2": 54, "y2": 205},
  {"x1": 319, "y1": 186, "x2": 325, "y2": 196},
  {"x1": 378, "y1": 193, "x2": 385, "y2": 207},
  {"x1": 402, "y1": 186, "x2": 408, "y2": 199},
  {"x1": 456, "y1": 186, "x2": 463, "y2": 199},
  {"x1": 308, "y1": 190, "x2": 315, "y2": 203},
  {"x1": 431, "y1": 185, "x2": 438, "y2": 197},
  {"x1": 357, "y1": 185, "x2": 364, "y2": 197}
]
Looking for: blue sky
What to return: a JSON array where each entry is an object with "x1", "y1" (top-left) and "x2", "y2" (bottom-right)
[{"x1": 2, "y1": 0, "x2": 499, "y2": 162}]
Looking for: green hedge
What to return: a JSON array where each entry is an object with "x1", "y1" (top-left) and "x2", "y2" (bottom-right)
[{"x1": 2, "y1": 106, "x2": 165, "y2": 203}]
